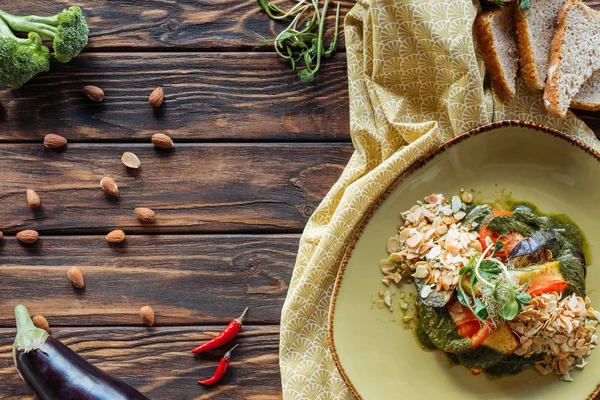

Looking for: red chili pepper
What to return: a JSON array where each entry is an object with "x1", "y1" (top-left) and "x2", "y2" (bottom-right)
[
  {"x1": 197, "y1": 344, "x2": 238, "y2": 386},
  {"x1": 192, "y1": 308, "x2": 248, "y2": 353}
]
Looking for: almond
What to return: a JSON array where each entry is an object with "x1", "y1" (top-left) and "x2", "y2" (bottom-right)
[
  {"x1": 43, "y1": 134, "x2": 67, "y2": 149},
  {"x1": 140, "y1": 306, "x2": 155, "y2": 326},
  {"x1": 121, "y1": 152, "x2": 141, "y2": 169},
  {"x1": 100, "y1": 177, "x2": 119, "y2": 197},
  {"x1": 83, "y1": 85, "x2": 104, "y2": 102},
  {"x1": 135, "y1": 207, "x2": 156, "y2": 223},
  {"x1": 106, "y1": 229, "x2": 125, "y2": 243},
  {"x1": 0, "y1": 231, "x2": 3, "y2": 240},
  {"x1": 67, "y1": 266, "x2": 85, "y2": 289},
  {"x1": 148, "y1": 87, "x2": 164, "y2": 108},
  {"x1": 32, "y1": 315, "x2": 50, "y2": 333},
  {"x1": 26, "y1": 189, "x2": 41, "y2": 208},
  {"x1": 17, "y1": 230, "x2": 38, "y2": 243},
  {"x1": 151, "y1": 133, "x2": 173, "y2": 149}
]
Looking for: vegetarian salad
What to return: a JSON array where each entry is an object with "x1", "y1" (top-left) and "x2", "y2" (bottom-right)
[{"x1": 380, "y1": 192, "x2": 599, "y2": 381}]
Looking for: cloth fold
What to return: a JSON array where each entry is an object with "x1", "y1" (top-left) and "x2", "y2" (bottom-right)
[{"x1": 280, "y1": 1, "x2": 600, "y2": 398}]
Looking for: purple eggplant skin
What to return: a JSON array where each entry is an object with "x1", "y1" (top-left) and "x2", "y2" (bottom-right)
[
  {"x1": 13, "y1": 305, "x2": 148, "y2": 400},
  {"x1": 16, "y1": 337, "x2": 149, "y2": 400}
]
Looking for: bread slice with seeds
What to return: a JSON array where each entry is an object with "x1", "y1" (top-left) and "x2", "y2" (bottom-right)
[
  {"x1": 475, "y1": 4, "x2": 519, "y2": 99},
  {"x1": 544, "y1": 1, "x2": 600, "y2": 118},
  {"x1": 514, "y1": 0, "x2": 566, "y2": 91}
]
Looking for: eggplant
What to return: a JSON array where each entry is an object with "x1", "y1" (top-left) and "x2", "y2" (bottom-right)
[
  {"x1": 509, "y1": 230, "x2": 557, "y2": 268},
  {"x1": 415, "y1": 279, "x2": 452, "y2": 307},
  {"x1": 13, "y1": 305, "x2": 149, "y2": 400}
]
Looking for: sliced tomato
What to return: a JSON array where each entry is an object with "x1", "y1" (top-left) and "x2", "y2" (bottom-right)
[
  {"x1": 527, "y1": 280, "x2": 569, "y2": 297},
  {"x1": 478, "y1": 210, "x2": 524, "y2": 261},
  {"x1": 447, "y1": 301, "x2": 490, "y2": 347},
  {"x1": 457, "y1": 320, "x2": 480, "y2": 338}
]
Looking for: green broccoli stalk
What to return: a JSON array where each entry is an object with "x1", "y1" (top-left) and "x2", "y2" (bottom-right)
[
  {"x1": 0, "y1": 6, "x2": 88, "y2": 63},
  {"x1": 0, "y1": 16, "x2": 50, "y2": 88}
]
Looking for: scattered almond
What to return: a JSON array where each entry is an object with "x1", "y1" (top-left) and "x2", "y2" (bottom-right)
[
  {"x1": 106, "y1": 229, "x2": 125, "y2": 243},
  {"x1": 17, "y1": 230, "x2": 38, "y2": 244},
  {"x1": 460, "y1": 189, "x2": 473, "y2": 204},
  {"x1": 149, "y1": 87, "x2": 164, "y2": 108},
  {"x1": 32, "y1": 315, "x2": 50, "y2": 333},
  {"x1": 67, "y1": 266, "x2": 85, "y2": 289},
  {"x1": 135, "y1": 207, "x2": 156, "y2": 223},
  {"x1": 121, "y1": 152, "x2": 141, "y2": 169},
  {"x1": 100, "y1": 177, "x2": 119, "y2": 197},
  {"x1": 83, "y1": 85, "x2": 104, "y2": 102},
  {"x1": 140, "y1": 306, "x2": 155, "y2": 326},
  {"x1": 0, "y1": 231, "x2": 3, "y2": 240},
  {"x1": 151, "y1": 133, "x2": 173, "y2": 149},
  {"x1": 43, "y1": 134, "x2": 67, "y2": 149},
  {"x1": 26, "y1": 189, "x2": 41, "y2": 208}
]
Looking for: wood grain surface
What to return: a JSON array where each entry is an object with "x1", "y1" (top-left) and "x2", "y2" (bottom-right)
[
  {"x1": 2, "y1": 52, "x2": 600, "y2": 143},
  {"x1": 3, "y1": 0, "x2": 600, "y2": 398},
  {"x1": 1, "y1": 0, "x2": 351, "y2": 51},
  {"x1": 0, "y1": 143, "x2": 351, "y2": 234},
  {"x1": 0, "y1": 326, "x2": 281, "y2": 399},
  {"x1": 0, "y1": 235, "x2": 298, "y2": 326},
  {"x1": 0, "y1": 53, "x2": 349, "y2": 142}
]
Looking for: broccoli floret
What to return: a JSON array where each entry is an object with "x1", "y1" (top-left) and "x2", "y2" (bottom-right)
[
  {"x1": 0, "y1": 17, "x2": 50, "y2": 88},
  {"x1": 0, "y1": 6, "x2": 88, "y2": 63},
  {"x1": 53, "y1": 6, "x2": 89, "y2": 63}
]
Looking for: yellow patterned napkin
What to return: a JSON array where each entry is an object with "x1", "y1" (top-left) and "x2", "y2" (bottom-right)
[{"x1": 279, "y1": 0, "x2": 600, "y2": 398}]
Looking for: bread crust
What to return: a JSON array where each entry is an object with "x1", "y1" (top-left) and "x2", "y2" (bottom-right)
[
  {"x1": 545, "y1": 0, "x2": 585, "y2": 118},
  {"x1": 514, "y1": 5, "x2": 544, "y2": 91},
  {"x1": 475, "y1": 6, "x2": 516, "y2": 100},
  {"x1": 570, "y1": 100, "x2": 600, "y2": 111}
]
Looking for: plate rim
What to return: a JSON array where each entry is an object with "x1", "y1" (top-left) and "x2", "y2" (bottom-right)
[{"x1": 327, "y1": 120, "x2": 600, "y2": 400}]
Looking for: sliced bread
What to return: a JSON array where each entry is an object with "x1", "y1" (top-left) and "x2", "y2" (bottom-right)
[
  {"x1": 571, "y1": 71, "x2": 600, "y2": 111},
  {"x1": 514, "y1": 0, "x2": 566, "y2": 90},
  {"x1": 544, "y1": 1, "x2": 600, "y2": 118},
  {"x1": 475, "y1": 4, "x2": 519, "y2": 99}
]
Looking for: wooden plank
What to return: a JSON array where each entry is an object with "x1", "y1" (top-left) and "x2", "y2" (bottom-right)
[
  {"x1": 3, "y1": 0, "x2": 351, "y2": 51},
  {"x1": 0, "y1": 235, "x2": 297, "y2": 326},
  {"x1": 0, "y1": 143, "x2": 351, "y2": 234},
  {"x1": 0, "y1": 53, "x2": 350, "y2": 142},
  {"x1": 5, "y1": 0, "x2": 600, "y2": 52},
  {"x1": 0, "y1": 326, "x2": 281, "y2": 399}
]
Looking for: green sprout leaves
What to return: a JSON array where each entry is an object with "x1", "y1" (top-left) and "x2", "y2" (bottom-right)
[
  {"x1": 458, "y1": 240, "x2": 531, "y2": 325},
  {"x1": 256, "y1": 0, "x2": 341, "y2": 82}
]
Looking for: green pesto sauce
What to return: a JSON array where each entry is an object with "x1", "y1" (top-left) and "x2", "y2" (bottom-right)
[
  {"x1": 417, "y1": 302, "x2": 541, "y2": 374},
  {"x1": 413, "y1": 317, "x2": 437, "y2": 351},
  {"x1": 485, "y1": 203, "x2": 587, "y2": 296},
  {"x1": 417, "y1": 304, "x2": 471, "y2": 353},
  {"x1": 484, "y1": 353, "x2": 544, "y2": 376}
]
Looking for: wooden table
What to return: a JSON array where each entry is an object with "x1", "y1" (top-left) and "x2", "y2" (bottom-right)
[{"x1": 1, "y1": 1, "x2": 600, "y2": 399}]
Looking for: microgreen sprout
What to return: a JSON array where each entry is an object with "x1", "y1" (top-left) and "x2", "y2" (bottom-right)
[
  {"x1": 458, "y1": 241, "x2": 531, "y2": 327},
  {"x1": 256, "y1": 0, "x2": 341, "y2": 82}
]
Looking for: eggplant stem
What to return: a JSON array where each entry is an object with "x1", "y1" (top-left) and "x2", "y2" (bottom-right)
[{"x1": 13, "y1": 305, "x2": 49, "y2": 378}]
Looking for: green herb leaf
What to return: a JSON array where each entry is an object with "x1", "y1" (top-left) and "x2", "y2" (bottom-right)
[
  {"x1": 479, "y1": 260, "x2": 502, "y2": 274},
  {"x1": 459, "y1": 255, "x2": 477, "y2": 275},
  {"x1": 491, "y1": 240, "x2": 504, "y2": 256},
  {"x1": 501, "y1": 298, "x2": 520, "y2": 321},
  {"x1": 298, "y1": 69, "x2": 315, "y2": 83},
  {"x1": 495, "y1": 0, "x2": 505, "y2": 7},
  {"x1": 256, "y1": 0, "x2": 270, "y2": 11},
  {"x1": 493, "y1": 280, "x2": 501, "y2": 301},
  {"x1": 520, "y1": 0, "x2": 531, "y2": 11},
  {"x1": 474, "y1": 298, "x2": 489, "y2": 320},
  {"x1": 457, "y1": 287, "x2": 471, "y2": 308},
  {"x1": 516, "y1": 291, "x2": 532, "y2": 305}
]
